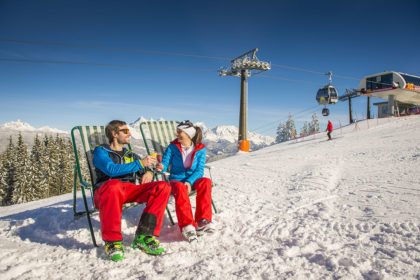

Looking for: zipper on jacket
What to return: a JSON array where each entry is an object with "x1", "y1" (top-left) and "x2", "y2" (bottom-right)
[{"x1": 101, "y1": 146, "x2": 137, "y2": 179}]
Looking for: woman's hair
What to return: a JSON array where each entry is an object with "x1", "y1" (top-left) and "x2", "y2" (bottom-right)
[
  {"x1": 192, "y1": 126, "x2": 203, "y2": 145},
  {"x1": 105, "y1": 120, "x2": 127, "y2": 143}
]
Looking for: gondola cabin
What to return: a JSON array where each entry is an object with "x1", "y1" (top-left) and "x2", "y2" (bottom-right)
[
  {"x1": 316, "y1": 85, "x2": 339, "y2": 105},
  {"x1": 316, "y1": 71, "x2": 339, "y2": 117}
]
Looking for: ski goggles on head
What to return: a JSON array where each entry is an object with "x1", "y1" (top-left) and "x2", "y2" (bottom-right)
[{"x1": 177, "y1": 120, "x2": 194, "y2": 128}]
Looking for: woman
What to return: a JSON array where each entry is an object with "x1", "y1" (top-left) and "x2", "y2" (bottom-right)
[{"x1": 156, "y1": 120, "x2": 214, "y2": 242}]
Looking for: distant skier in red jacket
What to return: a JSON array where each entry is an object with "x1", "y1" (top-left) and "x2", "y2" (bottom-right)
[{"x1": 326, "y1": 120, "x2": 333, "y2": 140}]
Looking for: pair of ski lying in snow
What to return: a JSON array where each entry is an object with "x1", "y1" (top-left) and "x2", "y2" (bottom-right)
[{"x1": 93, "y1": 120, "x2": 215, "y2": 261}]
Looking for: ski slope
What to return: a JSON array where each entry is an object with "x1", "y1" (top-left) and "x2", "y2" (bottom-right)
[{"x1": 1, "y1": 116, "x2": 419, "y2": 279}]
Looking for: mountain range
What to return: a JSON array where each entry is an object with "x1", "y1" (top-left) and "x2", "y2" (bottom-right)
[
  {"x1": 0, "y1": 120, "x2": 69, "y2": 152},
  {"x1": 128, "y1": 118, "x2": 275, "y2": 160},
  {"x1": 0, "y1": 119, "x2": 275, "y2": 159}
]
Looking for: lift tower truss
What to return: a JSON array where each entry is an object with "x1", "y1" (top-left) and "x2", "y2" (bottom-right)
[{"x1": 219, "y1": 48, "x2": 271, "y2": 152}]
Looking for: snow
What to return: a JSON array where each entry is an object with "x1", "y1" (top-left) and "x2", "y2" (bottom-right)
[{"x1": 1, "y1": 116, "x2": 419, "y2": 279}]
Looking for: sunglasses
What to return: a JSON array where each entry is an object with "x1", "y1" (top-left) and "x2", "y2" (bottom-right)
[
  {"x1": 177, "y1": 120, "x2": 194, "y2": 128},
  {"x1": 118, "y1": 128, "x2": 130, "y2": 134}
]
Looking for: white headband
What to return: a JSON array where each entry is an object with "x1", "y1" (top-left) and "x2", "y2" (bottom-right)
[{"x1": 178, "y1": 125, "x2": 196, "y2": 139}]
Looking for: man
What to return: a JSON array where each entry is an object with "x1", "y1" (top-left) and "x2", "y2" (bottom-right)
[
  {"x1": 326, "y1": 120, "x2": 333, "y2": 140},
  {"x1": 93, "y1": 120, "x2": 171, "y2": 261}
]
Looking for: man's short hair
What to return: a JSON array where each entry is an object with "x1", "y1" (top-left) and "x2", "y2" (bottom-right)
[{"x1": 105, "y1": 120, "x2": 127, "y2": 143}]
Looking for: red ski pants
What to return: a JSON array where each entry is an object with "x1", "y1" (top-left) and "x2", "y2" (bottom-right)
[
  {"x1": 93, "y1": 179, "x2": 171, "y2": 242},
  {"x1": 170, "y1": 177, "x2": 212, "y2": 229}
]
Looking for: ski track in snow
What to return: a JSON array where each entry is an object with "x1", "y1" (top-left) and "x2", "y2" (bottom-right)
[{"x1": 1, "y1": 116, "x2": 420, "y2": 279}]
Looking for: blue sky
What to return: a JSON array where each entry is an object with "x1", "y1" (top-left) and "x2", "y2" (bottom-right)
[{"x1": 0, "y1": 0, "x2": 419, "y2": 136}]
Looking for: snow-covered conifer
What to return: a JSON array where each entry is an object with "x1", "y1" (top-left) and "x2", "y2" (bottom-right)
[
  {"x1": 55, "y1": 136, "x2": 74, "y2": 195},
  {"x1": 1, "y1": 137, "x2": 16, "y2": 205},
  {"x1": 285, "y1": 114, "x2": 297, "y2": 140},
  {"x1": 63, "y1": 139, "x2": 76, "y2": 193},
  {"x1": 12, "y1": 133, "x2": 31, "y2": 204},
  {"x1": 39, "y1": 135, "x2": 54, "y2": 197},
  {"x1": 276, "y1": 122, "x2": 287, "y2": 143},
  {"x1": 28, "y1": 134, "x2": 48, "y2": 200},
  {"x1": 309, "y1": 113, "x2": 320, "y2": 134},
  {"x1": 300, "y1": 121, "x2": 309, "y2": 137},
  {"x1": 0, "y1": 151, "x2": 6, "y2": 203},
  {"x1": 276, "y1": 114, "x2": 297, "y2": 143}
]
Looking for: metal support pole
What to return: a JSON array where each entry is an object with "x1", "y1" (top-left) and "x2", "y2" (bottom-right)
[
  {"x1": 367, "y1": 96, "x2": 371, "y2": 119},
  {"x1": 388, "y1": 95, "x2": 395, "y2": 117},
  {"x1": 348, "y1": 97, "x2": 353, "y2": 124},
  {"x1": 238, "y1": 69, "x2": 249, "y2": 151}
]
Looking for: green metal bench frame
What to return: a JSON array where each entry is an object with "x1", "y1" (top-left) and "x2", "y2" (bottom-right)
[
  {"x1": 71, "y1": 125, "x2": 173, "y2": 247},
  {"x1": 139, "y1": 120, "x2": 218, "y2": 226},
  {"x1": 71, "y1": 125, "x2": 109, "y2": 247}
]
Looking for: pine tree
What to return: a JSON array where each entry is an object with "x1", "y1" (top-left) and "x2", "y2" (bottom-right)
[
  {"x1": 77, "y1": 146, "x2": 90, "y2": 183},
  {"x1": 63, "y1": 139, "x2": 75, "y2": 193},
  {"x1": 54, "y1": 135, "x2": 74, "y2": 195},
  {"x1": 276, "y1": 114, "x2": 297, "y2": 143},
  {"x1": 54, "y1": 135, "x2": 64, "y2": 195},
  {"x1": 285, "y1": 114, "x2": 297, "y2": 140},
  {"x1": 42, "y1": 134, "x2": 74, "y2": 196},
  {"x1": 12, "y1": 133, "x2": 31, "y2": 204},
  {"x1": 309, "y1": 113, "x2": 320, "y2": 134},
  {"x1": 32, "y1": 134, "x2": 42, "y2": 163},
  {"x1": 300, "y1": 121, "x2": 309, "y2": 137},
  {"x1": 0, "y1": 151, "x2": 6, "y2": 203},
  {"x1": 275, "y1": 122, "x2": 287, "y2": 143},
  {"x1": 28, "y1": 134, "x2": 48, "y2": 201},
  {"x1": 46, "y1": 135, "x2": 61, "y2": 196},
  {"x1": 40, "y1": 135, "x2": 53, "y2": 198},
  {"x1": 1, "y1": 137, "x2": 16, "y2": 205}
]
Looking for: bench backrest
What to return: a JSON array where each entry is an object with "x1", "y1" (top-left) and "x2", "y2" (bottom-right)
[
  {"x1": 139, "y1": 120, "x2": 214, "y2": 192},
  {"x1": 139, "y1": 120, "x2": 179, "y2": 155},
  {"x1": 71, "y1": 125, "x2": 131, "y2": 186}
]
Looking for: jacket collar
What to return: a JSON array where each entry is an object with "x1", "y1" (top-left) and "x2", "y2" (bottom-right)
[
  {"x1": 100, "y1": 144, "x2": 130, "y2": 156},
  {"x1": 171, "y1": 139, "x2": 205, "y2": 152},
  {"x1": 171, "y1": 139, "x2": 205, "y2": 169}
]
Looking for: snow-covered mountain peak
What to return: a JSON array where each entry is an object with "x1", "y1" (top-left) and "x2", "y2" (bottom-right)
[
  {"x1": 128, "y1": 117, "x2": 156, "y2": 139},
  {"x1": 212, "y1": 125, "x2": 238, "y2": 135},
  {"x1": 205, "y1": 125, "x2": 238, "y2": 143},
  {"x1": 129, "y1": 116, "x2": 168, "y2": 127},
  {"x1": 193, "y1": 121, "x2": 209, "y2": 132},
  {"x1": 0, "y1": 120, "x2": 67, "y2": 134},
  {"x1": 204, "y1": 125, "x2": 275, "y2": 146},
  {"x1": 1, "y1": 120, "x2": 35, "y2": 131},
  {"x1": 129, "y1": 116, "x2": 148, "y2": 128}
]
